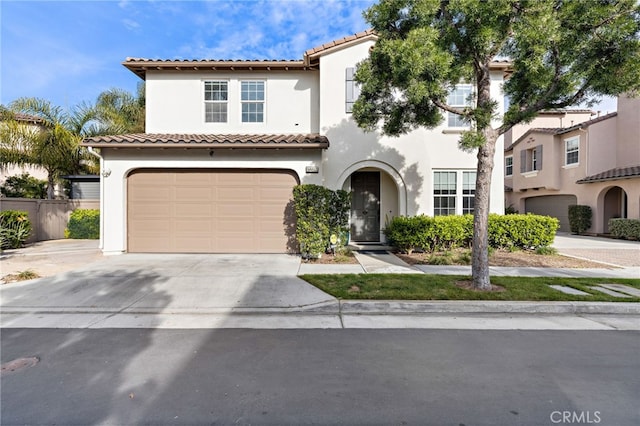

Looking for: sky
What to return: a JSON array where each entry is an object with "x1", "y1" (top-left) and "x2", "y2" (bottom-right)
[
  {"x1": 1, "y1": 0, "x2": 618, "y2": 114},
  {"x1": 1, "y1": 0, "x2": 376, "y2": 109}
]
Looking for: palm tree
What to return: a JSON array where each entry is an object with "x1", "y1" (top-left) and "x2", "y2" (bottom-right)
[
  {"x1": 0, "y1": 98, "x2": 99, "y2": 199},
  {"x1": 94, "y1": 82, "x2": 145, "y2": 134}
]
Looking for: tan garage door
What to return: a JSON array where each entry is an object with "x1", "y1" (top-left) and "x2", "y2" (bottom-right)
[
  {"x1": 525, "y1": 195, "x2": 577, "y2": 232},
  {"x1": 127, "y1": 169, "x2": 298, "y2": 253}
]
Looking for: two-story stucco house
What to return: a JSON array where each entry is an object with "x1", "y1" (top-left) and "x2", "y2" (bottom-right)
[
  {"x1": 505, "y1": 95, "x2": 640, "y2": 233},
  {"x1": 84, "y1": 31, "x2": 508, "y2": 255}
]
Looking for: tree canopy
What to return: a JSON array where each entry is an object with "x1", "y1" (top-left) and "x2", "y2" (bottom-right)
[{"x1": 353, "y1": 0, "x2": 640, "y2": 289}]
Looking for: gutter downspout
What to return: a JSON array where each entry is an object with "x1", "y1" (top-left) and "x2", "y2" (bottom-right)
[{"x1": 87, "y1": 147, "x2": 104, "y2": 251}]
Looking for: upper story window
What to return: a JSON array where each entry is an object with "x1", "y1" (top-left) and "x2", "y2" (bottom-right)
[
  {"x1": 346, "y1": 67, "x2": 361, "y2": 113},
  {"x1": 520, "y1": 145, "x2": 543, "y2": 173},
  {"x1": 447, "y1": 84, "x2": 473, "y2": 128},
  {"x1": 505, "y1": 156, "x2": 513, "y2": 176},
  {"x1": 204, "y1": 81, "x2": 228, "y2": 123},
  {"x1": 565, "y1": 136, "x2": 579, "y2": 165},
  {"x1": 241, "y1": 81, "x2": 265, "y2": 123}
]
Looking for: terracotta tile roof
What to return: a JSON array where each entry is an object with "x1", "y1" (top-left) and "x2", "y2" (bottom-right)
[
  {"x1": 576, "y1": 165, "x2": 640, "y2": 184},
  {"x1": 0, "y1": 111, "x2": 44, "y2": 123},
  {"x1": 83, "y1": 133, "x2": 330, "y2": 149},
  {"x1": 304, "y1": 29, "x2": 376, "y2": 58}
]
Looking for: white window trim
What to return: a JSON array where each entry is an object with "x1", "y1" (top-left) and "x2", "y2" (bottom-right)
[
  {"x1": 564, "y1": 136, "x2": 580, "y2": 166},
  {"x1": 433, "y1": 169, "x2": 477, "y2": 216},
  {"x1": 446, "y1": 84, "x2": 474, "y2": 129},
  {"x1": 505, "y1": 155, "x2": 513, "y2": 176},
  {"x1": 203, "y1": 80, "x2": 229, "y2": 124},
  {"x1": 522, "y1": 170, "x2": 539, "y2": 178},
  {"x1": 240, "y1": 80, "x2": 266, "y2": 124}
]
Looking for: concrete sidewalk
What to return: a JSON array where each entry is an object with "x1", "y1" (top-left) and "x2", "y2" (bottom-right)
[{"x1": 1, "y1": 238, "x2": 639, "y2": 330}]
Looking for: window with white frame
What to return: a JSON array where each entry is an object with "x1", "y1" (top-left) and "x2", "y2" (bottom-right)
[
  {"x1": 520, "y1": 145, "x2": 543, "y2": 173},
  {"x1": 462, "y1": 171, "x2": 476, "y2": 215},
  {"x1": 434, "y1": 170, "x2": 477, "y2": 216},
  {"x1": 241, "y1": 81, "x2": 265, "y2": 123},
  {"x1": 447, "y1": 84, "x2": 473, "y2": 128},
  {"x1": 434, "y1": 171, "x2": 457, "y2": 216},
  {"x1": 345, "y1": 67, "x2": 361, "y2": 113},
  {"x1": 565, "y1": 136, "x2": 579, "y2": 165},
  {"x1": 204, "y1": 81, "x2": 228, "y2": 123},
  {"x1": 505, "y1": 156, "x2": 513, "y2": 176}
]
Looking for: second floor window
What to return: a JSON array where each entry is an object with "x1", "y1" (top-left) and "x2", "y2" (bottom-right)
[
  {"x1": 520, "y1": 145, "x2": 543, "y2": 173},
  {"x1": 346, "y1": 67, "x2": 361, "y2": 113},
  {"x1": 447, "y1": 84, "x2": 473, "y2": 128},
  {"x1": 204, "y1": 81, "x2": 228, "y2": 123},
  {"x1": 505, "y1": 156, "x2": 513, "y2": 176},
  {"x1": 565, "y1": 137, "x2": 579, "y2": 165},
  {"x1": 241, "y1": 81, "x2": 265, "y2": 123}
]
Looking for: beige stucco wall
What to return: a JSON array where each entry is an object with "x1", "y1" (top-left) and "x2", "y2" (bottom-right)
[
  {"x1": 615, "y1": 95, "x2": 640, "y2": 168},
  {"x1": 505, "y1": 111, "x2": 594, "y2": 146}
]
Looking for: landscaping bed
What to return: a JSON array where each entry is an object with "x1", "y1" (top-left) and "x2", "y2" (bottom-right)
[
  {"x1": 301, "y1": 274, "x2": 640, "y2": 302},
  {"x1": 395, "y1": 248, "x2": 611, "y2": 269}
]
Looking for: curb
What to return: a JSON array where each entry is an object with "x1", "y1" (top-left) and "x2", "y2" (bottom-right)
[
  {"x1": 2, "y1": 301, "x2": 639, "y2": 317},
  {"x1": 339, "y1": 300, "x2": 640, "y2": 315}
]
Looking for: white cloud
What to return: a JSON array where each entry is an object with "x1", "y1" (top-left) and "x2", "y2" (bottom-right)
[{"x1": 122, "y1": 18, "x2": 140, "y2": 30}]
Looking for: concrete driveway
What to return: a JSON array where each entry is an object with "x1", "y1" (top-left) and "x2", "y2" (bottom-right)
[
  {"x1": 1, "y1": 251, "x2": 337, "y2": 328},
  {"x1": 553, "y1": 233, "x2": 640, "y2": 267}
]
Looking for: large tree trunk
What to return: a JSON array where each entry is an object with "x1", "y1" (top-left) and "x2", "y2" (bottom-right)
[
  {"x1": 471, "y1": 134, "x2": 497, "y2": 290},
  {"x1": 471, "y1": 62, "x2": 498, "y2": 290}
]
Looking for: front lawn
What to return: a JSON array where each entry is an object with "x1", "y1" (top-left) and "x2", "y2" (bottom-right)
[{"x1": 300, "y1": 274, "x2": 640, "y2": 302}]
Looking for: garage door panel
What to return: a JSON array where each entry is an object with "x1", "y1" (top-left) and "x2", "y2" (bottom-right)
[
  {"x1": 128, "y1": 169, "x2": 297, "y2": 253},
  {"x1": 525, "y1": 195, "x2": 577, "y2": 232}
]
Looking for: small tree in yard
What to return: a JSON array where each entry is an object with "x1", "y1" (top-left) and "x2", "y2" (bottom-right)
[{"x1": 353, "y1": 0, "x2": 640, "y2": 290}]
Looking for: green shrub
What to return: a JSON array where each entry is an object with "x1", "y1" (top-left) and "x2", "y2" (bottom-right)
[
  {"x1": 293, "y1": 185, "x2": 350, "y2": 258},
  {"x1": 66, "y1": 209, "x2": 100, "y2": 239},
  {"x1": 0, "y1": 173, "x2": 47, "y2": 199},
  {"x1": 609, "y1": 218, "x2": 640, "y2": 240},
  {"x1": 568, "y1": 205, "x2": 592, "y2": 234},
  {"x1": 488, "y1": 213, "x2": 558, "y2": 249},
  {"x1": 0, "y1": 210, "x2": 32, "y2": 249},
  {"x1": 385, "y1": 213, "x2": 558, "y2": 253},
  {"x1": 535, "y1": 246, "x2": 558, "y2": 255}
]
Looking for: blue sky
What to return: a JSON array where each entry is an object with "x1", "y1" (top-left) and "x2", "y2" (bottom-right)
[
  {"x1": 1, "y1": 0, "x2": 375, "y2": 109},
  {"x1": 1, "y1": 0, "x2": 617, "y2": 113}
]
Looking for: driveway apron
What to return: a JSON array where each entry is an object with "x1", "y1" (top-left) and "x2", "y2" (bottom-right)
[{"x1": 0, "y1": 254, "x2": 337, "y2": 315}]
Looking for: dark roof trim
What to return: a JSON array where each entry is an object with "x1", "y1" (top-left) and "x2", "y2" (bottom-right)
[
  {"x1": 123, "y1": 59, "x2": 313, "y2": 80},
  {"x1": 61, "y1": 175, "x2": 100, "y2": 181},
  {"x1": 576, "y1": 165, "x2": 640, "y2": 184},
  {"x1": 83, "y1": 133, "x2": 330, "y2": 149}
]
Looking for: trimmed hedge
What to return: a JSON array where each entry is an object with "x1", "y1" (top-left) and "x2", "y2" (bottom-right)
[
  {"x1": 568, "y1": 205, "x2": 592, "y2": 234},
  {"x1": 66, "y1": 209, "x2": 100, "y2": 239},
  {"x1": 0, "y1": 210, "x2": 32, "y2": 249},
  {"x1": 385, "y1": 214, "x2": 558, "y2": 253},
  {"x1": 609, "y1": 218, "x2": 640, "y2": 240}
]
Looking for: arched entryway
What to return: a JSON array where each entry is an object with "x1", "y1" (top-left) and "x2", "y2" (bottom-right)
[
  {"x1": 336, "y1": 161, "x2": 406, "y2": 243},
  {"x1": 603, "y1": 186, "x2": 628, "y2": 233}
]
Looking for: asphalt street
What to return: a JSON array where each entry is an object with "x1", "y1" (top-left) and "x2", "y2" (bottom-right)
[{"x1": 2, "y1": 329, "x2": 639, "y2": 426}]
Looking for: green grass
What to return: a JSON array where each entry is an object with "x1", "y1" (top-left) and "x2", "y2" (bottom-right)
[{"x1": 300, "y1": 274, "x2": 640, "y2": 302}]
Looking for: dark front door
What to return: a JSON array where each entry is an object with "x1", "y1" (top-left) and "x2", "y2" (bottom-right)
[{"x1": 351, "y1": 171, "x2": 380, "y2": 242}]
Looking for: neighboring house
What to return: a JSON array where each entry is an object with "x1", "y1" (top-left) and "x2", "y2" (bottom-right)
[
  {"x1": 62, "y1": 175, "x2": 100, "y2": 200},
  {"x1": 84, "y1": 30, "x2": 509, "y2": 254},
  {"x1": 0, "y1": 112, "x2": 48, "y2": 186},
  {"x1": 505, "y1": 95, "x2": 640, "y2": 233}
]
